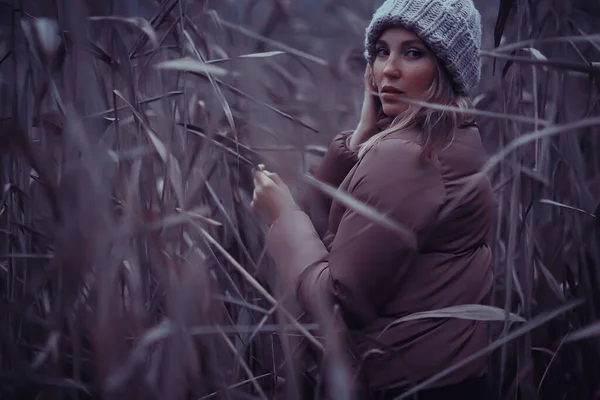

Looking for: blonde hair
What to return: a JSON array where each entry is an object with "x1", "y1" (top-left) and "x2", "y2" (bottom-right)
[{"x1": 357, "y1": 62, "x2": 475, "y2": 162}]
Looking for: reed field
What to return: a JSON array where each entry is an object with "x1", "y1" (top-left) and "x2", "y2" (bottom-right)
[{"x1": 1, "y1": 0, "x2": 599, "y2": 399}]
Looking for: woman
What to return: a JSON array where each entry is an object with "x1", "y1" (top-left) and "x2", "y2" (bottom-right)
[{"x1": 251, "y1": 0, "x2": 494, "y2": 398}]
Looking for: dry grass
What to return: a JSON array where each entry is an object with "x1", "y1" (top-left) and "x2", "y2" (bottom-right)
[{"x1": 1, "y1": 0, "x2": 599, "y2": 399}]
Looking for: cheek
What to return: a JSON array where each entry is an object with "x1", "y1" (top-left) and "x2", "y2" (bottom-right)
[{"x1": 405, "y1": 63, "x2": 436, "y2": 92}]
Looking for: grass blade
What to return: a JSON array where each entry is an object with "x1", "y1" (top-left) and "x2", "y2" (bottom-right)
[
  {"x1": 207, "y1": 50, "x2": 286, "y2": 64},
  {"x1": 154, "y1": 57, "x2": 228, "y2": 76},
  {"x1": 377, "y1": 305, "x2": 526, "y2": 339},
  {"x1": 213, "y1": 13, "x2": 328, "y2": 67},
  {"x1": 191, "y1": 221, "x2": 324, "y2": 352},
  {"x1": 301, "y1": 174, "x2": 417, "y2": 246},
  {"x1": 89, "y1": 16, "x2": 159, "y2": 50},
  {"x1": 564, "y1": 321, "x2": 600, "y2": 343},
  {"x1": 539, "y1": 199, "x2": 595, "y2": 217},
  {"x1": 395, "y1": 300, "x2": 585, "y2": 399}
]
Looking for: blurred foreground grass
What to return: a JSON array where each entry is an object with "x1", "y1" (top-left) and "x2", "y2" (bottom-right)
[{"x1": 1, "y1": 0, "x2": 600, "y2": 399}]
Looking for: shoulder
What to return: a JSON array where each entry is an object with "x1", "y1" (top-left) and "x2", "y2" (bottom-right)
[
  {"x1": 354, "y1": 134, "x2": 438, "y2": 188},
  {"x1": 438, "y1": 125, "x2": 490, "y2": 177},
  {"x1": 349, "y1": 136, "x2": 446, "y2": 229},
  {"x1": 360, "y1": 135, "x2": 425, "y2": 172}
]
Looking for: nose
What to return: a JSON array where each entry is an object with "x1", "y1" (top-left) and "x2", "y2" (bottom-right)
[{"x1": 382, "y1": 55, "x2": 402, "y2": 79}]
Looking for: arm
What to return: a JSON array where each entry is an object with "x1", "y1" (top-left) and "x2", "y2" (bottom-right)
[
  {"x1": 300, "y1": 65, "x2": 384, "y2": 236},
  {"x1": 300, "y1": 130, "x2": 359, "y2": 237},
  {"x1": 267, "y1": 139, "x2": 446, "y2": 329}
]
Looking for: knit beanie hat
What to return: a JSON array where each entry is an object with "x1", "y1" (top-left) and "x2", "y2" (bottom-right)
[{"x1": 364, "y1": 0, "x2": 482, "y2": 95}]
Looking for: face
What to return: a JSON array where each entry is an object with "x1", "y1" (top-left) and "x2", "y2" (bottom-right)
[{"x1": 372, "y1": 27, "x2": 437, "y2": 117}]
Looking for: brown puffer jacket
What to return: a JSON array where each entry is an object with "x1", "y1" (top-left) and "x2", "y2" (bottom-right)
[{"x1": 265, "y1": 125, "x2": 495, "y2": 392}]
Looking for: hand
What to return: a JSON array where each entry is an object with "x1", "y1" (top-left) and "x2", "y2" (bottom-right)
[
  {"x1": 251, "y1": 166, "x2": 299, "y2": 225},
  {"x1": 348, "y1": 64, "x2": 382, "y2": 151}
]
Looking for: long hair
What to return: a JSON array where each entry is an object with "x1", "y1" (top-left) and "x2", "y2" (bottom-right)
[{"x1": 357, "y1": 62, "x2": 475, "y2": 162}]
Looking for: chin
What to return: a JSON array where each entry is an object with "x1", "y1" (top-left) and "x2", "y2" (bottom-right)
[{"x1": 381, "y1": 103, "x2": 407, "y2": 118}]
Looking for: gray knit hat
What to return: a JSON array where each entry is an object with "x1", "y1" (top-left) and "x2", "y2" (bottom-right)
[{"x1": 364, "y1": 0, "x2": 482, "y2": 95}]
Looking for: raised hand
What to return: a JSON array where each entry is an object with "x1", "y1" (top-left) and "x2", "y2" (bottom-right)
[
  {"x1": 251, "y1": 167, "x2": 299, "y2": 225},
  {"x1": 348, "y1": 64, "x2": 383, "y2": 151}
]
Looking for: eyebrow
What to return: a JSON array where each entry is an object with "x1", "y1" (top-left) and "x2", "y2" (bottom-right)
[{"x1": 376, "y1": 39, "x2": 424, "y2": 47}]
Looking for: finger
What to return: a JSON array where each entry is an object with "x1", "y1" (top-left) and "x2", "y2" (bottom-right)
[
  {"x1": 253, "y1": 169, "x2": 274, "y2": 186},
  {"x1": 369, "y1": 78, "x2": 377, "y2": 93},
  {"x1": 264, "y1": 171, "x2": 284, "y2": 186},
  {"x1": 252, "y1": 169, "x2": 264, "y2": 186},
  {"x1": 365, "y1": 65, "x2": 378, "y2": 92},
  {"x1": 364, "y1": 64, "x2": 373, "y2": 79}
]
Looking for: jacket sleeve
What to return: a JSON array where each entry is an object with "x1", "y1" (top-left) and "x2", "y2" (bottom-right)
[
  {"x1": 299, "y1": 131, "x2": 358, "y2": 237},
  {"x1": 266, "y1": 139, "x2": 446, "y2": 329}
]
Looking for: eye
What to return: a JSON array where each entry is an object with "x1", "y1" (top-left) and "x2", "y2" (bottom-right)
[
  {"x1": 406, "y1": 49, "x2": 424, "y2": 58},
  {"x1": 375, "y1": 47, "x2": 389, "y2": 57}
]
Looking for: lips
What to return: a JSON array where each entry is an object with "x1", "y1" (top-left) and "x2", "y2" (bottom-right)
[
  {"x1": 381, "y1": 85, "x2": 404, "y2": 94},
  {"x1": 380, "y1": 85, "x2": 404, "y2": 102}
]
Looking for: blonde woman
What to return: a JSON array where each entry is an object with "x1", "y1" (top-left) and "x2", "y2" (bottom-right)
[{"x1": 251, "y1": 0, "x2": 494, "y2": 398}]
